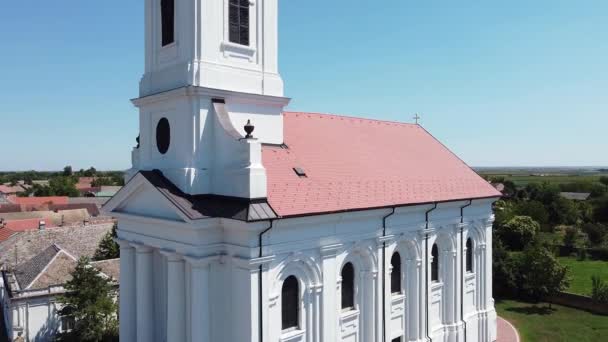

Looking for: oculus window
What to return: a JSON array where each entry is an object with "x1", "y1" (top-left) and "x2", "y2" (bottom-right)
[{"x1": 156, "y1": 118, "x2": 171, "y2": 154}]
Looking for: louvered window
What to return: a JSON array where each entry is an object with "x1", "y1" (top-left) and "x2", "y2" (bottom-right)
[
  {"x1": 161, "y1": 0, "x2": 175, "y2": 46},
  {"x1": 229, "y1": 0, "x2": 250, "y2": 46}
]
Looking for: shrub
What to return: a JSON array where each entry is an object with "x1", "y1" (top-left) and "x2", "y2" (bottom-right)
[
  {"x1": 577, "y1": 248, "x2": 588, "y2": 261},
  {"x1": 591, "y1": 275, "x2": 608, "y2": 303},
  {"x1": 497, "y1": 216, "x2": 540, "y2": 250},
  {"x1": 588, "y1": 246, "x2": 608, "y2": 261},
  {"x1": 518, "y1": 244, "x2": 569, "y2": 302},
  {"x1": 581, "y1": 223, "x2": 607, "y2": 246},
  {"x1": 563, "y1": 227, "x2": 579, "y2": 248}
]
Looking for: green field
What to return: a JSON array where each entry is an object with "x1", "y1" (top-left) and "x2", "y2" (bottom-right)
[
  {"x1": 496, "y1": 299, "x2": 608, "y2": 342},
  {"x1": 558, "y1": 257, "x2": 608, "y2": 295},
  {"x1": 477, "y1": 172, "x2": 608, "y2": 187}
]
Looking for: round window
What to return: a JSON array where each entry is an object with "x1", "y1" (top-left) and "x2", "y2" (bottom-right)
[{"x1": 156, "y1": 118, "x2": 170, "y2": 154}]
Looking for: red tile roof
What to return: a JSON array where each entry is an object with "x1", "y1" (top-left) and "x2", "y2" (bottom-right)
[
  {"x1": 4, "y1": 217, "x2": 55, "y2": 232},
  {"x1": 9, "y1": 196, "x2": 69, "y2": 206},
  {"x1": 262, "y1": 112, "x2": 501, "y2": 217},
  {"x1": 0, "y1": 227, "x2": 17, "y2": 242},
  {"x1": 0, "y1": 185, "x2": 25, "y2": 195}
]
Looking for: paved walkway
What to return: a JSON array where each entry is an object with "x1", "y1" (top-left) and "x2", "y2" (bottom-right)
[{"x1": 497, "y1": 316, "x2": 520, "y2": 342}]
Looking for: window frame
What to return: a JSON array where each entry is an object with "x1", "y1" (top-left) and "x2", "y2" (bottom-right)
[
  {"x1": 466, "y1": 238, "x2": 474, "y2": 273},
  {"x1": 390, "y1": 252, "x2": 402, "y2": 294},
  {"x1": 160, "y1": 0, "x2": 175, "y2": 47},
  {"x1": 341, "y1": 262, "x2": 355, "y2": 311},
  {"x1": 228, "y1": 0, "x2": 250, "y2": 46},
  {"x1": 431, "y1": 244, "x2": 439, "y2": 282},
  {"x1": 60, "y1": 315, "x2": 75, "y2": 333},
  {"x1": 281, "y1": 275, "x2": 300, "y2": 332}
]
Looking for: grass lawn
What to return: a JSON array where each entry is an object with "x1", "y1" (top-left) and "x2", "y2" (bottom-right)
[
  {"x1": 496, "y1": 299, "x2": 608, "y2": 342},
  {"x1": 558, "y1": 257, "x2": 608, "y2": 295}
]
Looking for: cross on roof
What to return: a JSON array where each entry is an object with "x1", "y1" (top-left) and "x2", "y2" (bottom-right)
[{"x1": 413, "y1": 113, "x2": 421, "y2": 125}]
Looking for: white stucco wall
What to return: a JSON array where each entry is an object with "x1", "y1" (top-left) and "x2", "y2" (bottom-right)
[
  {"x1": 111, "y1": 196, "x2": 497, "y2": 342},
  {"x1": 0, "y1": 280, "x2": 65, "y2": 342}
]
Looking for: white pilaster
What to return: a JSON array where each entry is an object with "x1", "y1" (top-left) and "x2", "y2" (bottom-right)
[
  {"x1": 134, "y1": 243, "x2": 155, "y2": 342},
  {"x1": 320, "y1": 244, "x2": 342, "y2": 342},
  {"x1": 185, "y1": 256, "x2": 214, "y2": 342},
  {"x1": 161, "y1": 251, "x2": 186, "y2": 342},
  {"x1": 117, "y1": 240, "x2": 136, "y2": 342},
  {"x1": 407, "y1": 258, "x2": 422, "y2": 341}
]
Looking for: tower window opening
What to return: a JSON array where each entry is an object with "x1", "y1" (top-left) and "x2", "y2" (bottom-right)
[
  {"x1": 229, "y1": 0, "x2": 250, "y2": 46},
  {"x1": 161, "y1": 0, "x2": 175, "y2": 46}
]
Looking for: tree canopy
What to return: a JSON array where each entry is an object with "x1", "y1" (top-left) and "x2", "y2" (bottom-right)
[
  {"x1": 518, "y1": 244, "x2": 569, "y2": 302},
  {"x1": 56, "y1": 257, "x2": 118, "y2": 342},
  {"x1": 93, "y1": 224, "x2": 120, "y2": 261},
  {"x1": 497, "y1": 216, "x2": 540, "y2": 250}
]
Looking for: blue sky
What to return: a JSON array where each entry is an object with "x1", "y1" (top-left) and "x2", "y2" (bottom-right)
[{"x1": 1, "y1": 1, "x2": 606, "y2": 171}]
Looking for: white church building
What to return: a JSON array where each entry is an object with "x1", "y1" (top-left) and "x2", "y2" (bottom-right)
[{"x1": 103, "y1": 1, "x2": 502, "y2": 341}]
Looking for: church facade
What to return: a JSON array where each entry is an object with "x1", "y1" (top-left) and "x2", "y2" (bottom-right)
[{"x1": 103, "y1": 1, "x2": 501, "y2": 342}]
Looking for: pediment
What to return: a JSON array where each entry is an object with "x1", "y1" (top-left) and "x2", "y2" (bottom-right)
[{"x1": 103, "y1": 174, "x2": 187, "y2": 223}]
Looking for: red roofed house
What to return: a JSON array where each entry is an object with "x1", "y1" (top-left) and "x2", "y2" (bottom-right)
[
  {"x1": 2, "y1": 217, "x2": 55, "y2": 232},
  {"x1": 8, "y1": 196, "x2": 69, "y2": 208},
  {"x1": 0, "y1": 226, "x2": 17, "y2": 243},
  {"x1": 0, "y1": 185, "x2": 26, "y2": 198},
  {"x1": 103, "y1": 2, "x2": 500, "y2": 342}
]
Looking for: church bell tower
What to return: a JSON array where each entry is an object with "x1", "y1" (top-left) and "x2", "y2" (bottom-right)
[{"x1": 129, "y1": 0, "x2": 290, "y2": 199}]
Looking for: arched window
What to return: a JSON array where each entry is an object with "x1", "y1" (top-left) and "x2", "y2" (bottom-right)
[
  {"x1": 466, "y1": 238, "x2": 473, "y2": 273},
  {"x1": 161, "y1": 0, "x2": 175, "y2": 46},
  {"x1": 341, "y1": 262, "x2": 355, "y2": 310},
  {"x1": 229, "y1": 0, "x2": 250, "y2": 46},
  {"x1": 281, "y1": 276, "x2": 299, "y2": 330},
  {"x1": 431, "y1": 244, "x2": 439, "y2": 282},
  {"x1": 391, "y1": 252, "x2": 402, "y2": 294}
]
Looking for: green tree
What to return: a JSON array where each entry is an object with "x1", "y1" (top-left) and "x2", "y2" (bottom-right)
[
  {"x1": 91, "y1": 177, "x2": 115, "y2": 187},
  {"x1": 550, "y1": 197, "x2": 580, "y2": 225},
  {"x1": 83, "y1": 167, "x2": 97, "y2": 177},
  {"x1": 492, "y1": 239, "x2": 519, "y2": 298},
  {"x1": 497, "y1": 216, "x2": 540, "y2": 250},
  {"x1": 594, "y1": 196, "x2": 608, "y2": 223},
  {"x1": 518, "y1": 244, "x2": 569, "y2": 304},
  {"x1": 63, "y1": 166, "x2": 73, "y2": 177},
  {"x1": 493, "y1": 200, "x2": 516, "y2": 227},
  {"x1": 503, "y1": 180, "x2": 517, "y2": 197},
  {"x1": 563, "y1": 226, "x2": 579, "y2": 248},
  {"x1": 600, "y1": 176, "x2": 608, "y2": 191},
  {"x1": 56, "y1": 257, "x2": 118, "y2": 342},
  {"x1": 93, "y1": 224, "x2": 120, "y2": 261},
  {"x1": 48, "y1": 176, "x2": 79, "y2": 197},
  {"x1": 582, "y1": 223, "x2": 607, "y2": 246},
  {"x1": 515, "y1": 200, "x2": 549, "y2": 225}
]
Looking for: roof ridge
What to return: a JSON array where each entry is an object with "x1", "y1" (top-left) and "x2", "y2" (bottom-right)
[{"x1": 283, "y1": 111, "x2": 420, "y2": 127}]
